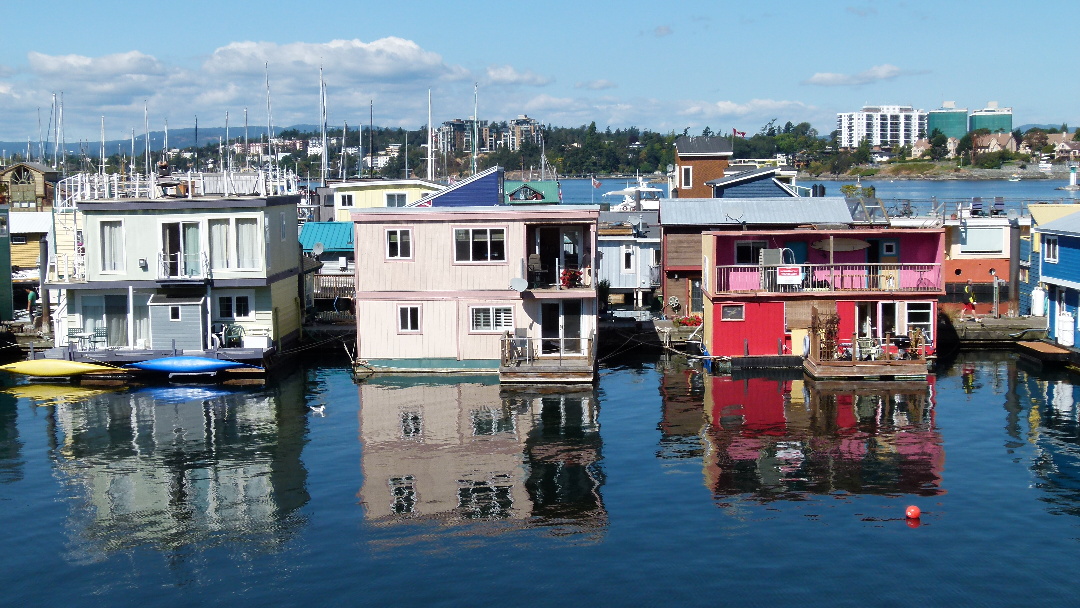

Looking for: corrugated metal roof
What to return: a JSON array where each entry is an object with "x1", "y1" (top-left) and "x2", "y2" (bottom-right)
[
  {"x1": 298, "y1": 221, "x2": 353, "y2": 253},
  {"x1": 9, "y1": 212, "x2": 52, "y2": 234},
  {"x1": 659, "y1": 197, "x2": 853, "y2": 226}
]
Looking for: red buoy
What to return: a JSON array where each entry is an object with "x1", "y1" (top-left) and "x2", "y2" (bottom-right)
[{"x1": 905, "y1": 505, "x2": 921, "y2": 519}]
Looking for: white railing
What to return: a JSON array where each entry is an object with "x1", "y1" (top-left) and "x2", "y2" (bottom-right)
[
  {"x1": 501, "y1": 332, "x2": 596, "y2": 367},
  {"x1": 48, "y1": 253, "x2": 87, "y2": 283},
  {"x1": 158, "y1": 252, "x2": 211, "y2": 280},
  {"x1": 54, "y1": 169, "x2": 299, "y2": 209},
  {"x1": 715, "y1": 263, "x2": 941, "y2": 294}
]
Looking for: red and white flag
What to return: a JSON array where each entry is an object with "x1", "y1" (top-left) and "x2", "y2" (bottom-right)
[
  {"x1": 591, "y1": 177, "x2": 602, "y2": 188},
  {"x1": 733, "y1": 128, "x2": 747, "y2": 138}
]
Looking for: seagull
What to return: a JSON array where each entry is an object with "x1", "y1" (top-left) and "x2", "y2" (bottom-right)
[{"x1": 308, "y1": 404, "x2": 326, "y2": 415}]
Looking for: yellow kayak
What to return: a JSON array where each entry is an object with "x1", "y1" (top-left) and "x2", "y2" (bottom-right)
[
  {"x1": 4, "y1": 384, "x2": 118, "y2": 405},
  {"x1": 0, "y1": 359, "x2": 119, "y2": 377}
]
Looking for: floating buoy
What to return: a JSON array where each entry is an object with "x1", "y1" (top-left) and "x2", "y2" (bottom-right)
[{"x1": 905, "y1": 505, "x2": 921, "y2": 519}]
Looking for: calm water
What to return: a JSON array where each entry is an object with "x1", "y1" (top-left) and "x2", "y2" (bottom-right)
[{"x1": 1, "y1": 352, "x2": 1079, "y2": 606}]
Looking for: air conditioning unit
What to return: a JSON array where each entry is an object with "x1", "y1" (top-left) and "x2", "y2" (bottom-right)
[{"x1": 338, "y1": 256, "x2": 348, "y2": 270}]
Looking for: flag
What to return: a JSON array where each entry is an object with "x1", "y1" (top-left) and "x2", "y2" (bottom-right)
[
  {"x1": 733, "y1": 128, "x2": 747, "y2": 138},
  {"x1": 558, "y1": 181, "x2": 563, "y2": 202},
  {"x1": 591, "y1": 177, "x2": 602, "y2": 188}
]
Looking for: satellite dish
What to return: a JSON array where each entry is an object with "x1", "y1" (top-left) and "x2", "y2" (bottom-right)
[
  {"x1": 509, "y1": 277, "x2": 529, "y2": 292},
  {"x1": 313, "y1": 242, "x2": 324, "y2": 257}
]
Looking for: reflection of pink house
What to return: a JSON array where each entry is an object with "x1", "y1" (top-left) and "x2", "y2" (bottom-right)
[{"x1": 701, "y1": 227, "x2": 945, "y2": 377}]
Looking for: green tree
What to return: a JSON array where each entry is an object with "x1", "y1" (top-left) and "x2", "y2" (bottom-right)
[{"x1": 929, "y1": 129, "x2": 949, "y2": 160}]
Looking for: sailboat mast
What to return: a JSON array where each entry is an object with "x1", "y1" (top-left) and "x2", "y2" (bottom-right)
[
  {"x1": 471, "y1": 83, "x2": 478, "y2": 175},
  {"x1": 427, "y1": 88, "x2": 434, "y2": 181},
  {"x1": 319, "y1": 67, "x2": 328, "y2": 186},
  {"x1": 340, "y1": 121, "x2": 347, "y2": 180},
  {"x1": 99, "y1": 116, "x2": 105, "y2": 176},
  {"x1": 244, "y1": 108, "x2": 249, "y2": 170},
  {"x1": 143, "y1": 101, "x2": 150, "y2": 175}
]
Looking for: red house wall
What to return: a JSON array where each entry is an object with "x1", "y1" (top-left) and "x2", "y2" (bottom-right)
[
  {"x1": 837, "y1": 300, "x2": 857, "y2": 341},
  {"x1": 709, "y1": 301, "x2": 786, "y2": 356}
]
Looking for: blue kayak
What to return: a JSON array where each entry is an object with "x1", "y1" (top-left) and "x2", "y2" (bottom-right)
[{"x1": 127, "y1": 356, "x2": 253, "y2": 374}]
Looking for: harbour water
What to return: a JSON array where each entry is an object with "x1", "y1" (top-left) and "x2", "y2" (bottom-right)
[{"x1": 1, "y1": 352, "x2": 1079, "y2": 606}]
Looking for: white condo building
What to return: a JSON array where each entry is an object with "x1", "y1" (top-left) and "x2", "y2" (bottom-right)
[{"x1": 837, "y1": 105, "x2": 928, "y2": 149}]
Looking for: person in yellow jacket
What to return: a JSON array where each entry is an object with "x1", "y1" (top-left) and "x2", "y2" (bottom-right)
[{"x1": 962, "y1": 279, "x2": 980, "y2": 322}]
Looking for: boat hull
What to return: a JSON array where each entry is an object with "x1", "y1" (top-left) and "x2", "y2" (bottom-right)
[
  {"x1": 0, "y1": 359, "x2": 119, "y2": 377},
  {"x1": 127, "y1": 356, "x2": 251, "y2": 374}
]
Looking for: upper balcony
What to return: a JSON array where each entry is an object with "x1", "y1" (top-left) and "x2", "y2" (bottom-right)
[{"x1": 713, "y1": 263, "x2": 943, "y2": 296}]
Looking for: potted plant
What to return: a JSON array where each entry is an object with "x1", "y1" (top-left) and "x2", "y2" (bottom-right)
[{"x1": 560, "y1": 268, "x2": 583, "y2": 289}]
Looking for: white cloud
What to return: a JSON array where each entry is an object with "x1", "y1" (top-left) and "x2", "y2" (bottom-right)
[
  {"x1": 485, "y1": 65, "x2": 552, "y2": 86},
  {"x1": 575, "y1": 80, "x2": 617, "y2": 90},
  {"x1": 679, "y1": 98, "x2": 814, "y2": 119},
  {"x1": 802, "y1": 64, "x2": 922, "y2": 86},
  {"x1": 654, "y1": 25, "x2": 673, "y2": 37}
]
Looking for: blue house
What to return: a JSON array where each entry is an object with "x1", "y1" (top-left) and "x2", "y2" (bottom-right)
[
  {"x1": 1037, "y1": 213, "x2": 1080, "y2": 346},
  {"x1": 705, "y1": 167, "x2": 799, "y2": 198}
]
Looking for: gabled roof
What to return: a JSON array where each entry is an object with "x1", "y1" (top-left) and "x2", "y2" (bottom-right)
[
  {"x1": 0, "y1": 161, "x2": 58, "y2": 177},
  {"x1": 674, "y1": 136, "x2": 733, "y2": 156},
  {"x1": 704, "y1": 167, "x2": 798, "y2": 197},
  {"x1": 298, "y1": 221, "x2": 354, "y2": 254},
  {"x1": 504, "y1": 180, "x2": 561, "y2": 204},
  {"x1": 410, "y1": 166, "x2": 503, "y2": 207},
  {"x1": 1036, "y1": 211, "x2": 1080, "y2": 236},
  {"x1": 660, "y1": 197, "x2": 853, "y2": 226}
]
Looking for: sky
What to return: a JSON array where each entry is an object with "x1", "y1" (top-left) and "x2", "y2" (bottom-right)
[{"x1": 0, "y1": 0, "x2": 1075, "y2": 144}]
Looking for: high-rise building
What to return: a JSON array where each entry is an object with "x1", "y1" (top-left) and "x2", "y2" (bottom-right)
[
  {"x1": 969, "y1": 102, "x2": 1013, "y2": 133},
  {"x1": 836, "y1": 105, "x2": 928, "y2": 149},
  {"x1": 927, "y1": 102, "x2": 969, "y2": 140}
]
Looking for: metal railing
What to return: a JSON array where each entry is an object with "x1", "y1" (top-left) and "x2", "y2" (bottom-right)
[
  {"x1": 714, "y1": 263, "x2": 942, "y2": 294},
  {"x1": 314, "y1": 274, "x2": 356, "y2": 298},
  {"x1": 158, "y1": 252, "x2": 210, "y2": 280},
  {"x1": 500, "y1": 331, "x2": 596, "y2": 367},
  {"x1": 48, "y1": 253, "x2": 87, "y2": 283}
]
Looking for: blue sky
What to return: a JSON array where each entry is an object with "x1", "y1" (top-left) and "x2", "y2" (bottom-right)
[{"x1": 0, "y1": 0, "x2": 1075, "y2": 142}]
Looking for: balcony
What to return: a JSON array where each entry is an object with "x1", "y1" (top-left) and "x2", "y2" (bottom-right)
[
  {"x1": 713, "y1": 263, "x2": 942, "y2": 295},
  {"x1": 158, "y1": 252, "x2": 210, "y2": 282}
]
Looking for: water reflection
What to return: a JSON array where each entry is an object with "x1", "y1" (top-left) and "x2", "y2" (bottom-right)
[
  {"x1": 655, "y1": 363, "x2": 946, "y2": 501},
  {"x1": 46, "y1": 373, "x2": 310, "y2": 559},
  {"x1": 358, "y1": 378, "x2": 606, "y2": 540}
]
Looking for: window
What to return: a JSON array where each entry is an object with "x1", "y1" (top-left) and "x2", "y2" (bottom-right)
[
  {"x1": 622, "y1": 244, "x2": 634, "y2": 272},
  {"x1": 470, "y1": 306, "x2": 513, "y2": 332},
  {"x1": 398, "y1": 305, "x2": 421, "y2": 332},
  {"x1": 400, "y1": 411, "x2": 422, "y2": 439},
  {"x1": 236, "y1": 218, "x2": 259, "y2": 269},
  {"x1": 1045, "y1": 236, "x2": 1059, "y2": 263},
  {"x1": 281, "y1": 212, "x2": 288, "y2": 240},
  {"x1": 100, "y1": 221, "x2": 124, "y2": 272},
  {"x1": 454, "y1": 228, "x2": 505, "y2": 262},
  {"x1": 960, "y1": 226, "x2": 1004, "y2": 254},
  {"x1": 217, "y1": 294, "x2": 251, "y2": 319},
  {"x1": 209, "y1": 219, "x2": 230, "y2": 269},
  {"x1": 690, "y1": 278, "x2": 703, "y2": 313},
  {"x1": 169, "y1": 306, "x2": 181, "y2": 321},
  {"x1": 735, "y1": 240, "x2": 767, "y2": 264},
  {"x1": 882, "y1": 241, "x2": 898, "y2": 256},
  {"x1": 906, "y1": 302, "x2": 933, "y2": 340},
  {"x1": 10, "y1": 235, "x2": 26, "y2": 245},
  {"x1": 386, "y1": 192, "x2": 407, "y2": 207},
  {"x1": 681, "y1": 165, "x2": 692, "y2": 189},
  {"x1": 471, "y1": 408, "x2": 515, "y2": 436},
  {"x1": 387, "y1": 229, "x2": 412, "y2": 259},
  {"x1": 721, "y1": 304, "x2": 745, "y2": 321},
  {"x1": 340, "y1": 194, "x2": 354, "y2": 207}
]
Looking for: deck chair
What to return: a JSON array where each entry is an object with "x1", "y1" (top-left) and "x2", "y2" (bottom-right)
[
  {"x1": 223, "y1": 324, "x2": 245, "y2": 347},
  {"x1": 856, "y1": 337, "x2": 882, "y2": 361},
  {"x1": 992, "y1": 197, "x2": 1005, "y2": 216},
  {"x1": 527, "y1": 254, "x2": 547, "y2": 287},
  {"x1": 89, "y1": 327, "x2": 108, "y2": 350},
  {"x1": 970, "y1": 197, "x2": 984, "y2": 217}
]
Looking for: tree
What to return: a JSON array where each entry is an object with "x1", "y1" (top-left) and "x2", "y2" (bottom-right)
[
  {"x1": 929, "y1": 129, "x2": 949, "y2": 160},
  {"x1": 701, "y1": 126, "x2": 713, "y2": 137}
]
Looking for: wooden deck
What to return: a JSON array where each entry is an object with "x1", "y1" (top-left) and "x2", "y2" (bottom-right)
[
  {"x1": 499, "y1": 333, "x2": 597, "y2": 384},
  {"x1": 803, "y1": 357, "x2": 930, "y2": 380}
]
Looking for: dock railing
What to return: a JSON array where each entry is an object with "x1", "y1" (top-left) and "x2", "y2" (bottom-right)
[{"x1": 501, "y1": 331, "x2": 596, "y2": 368}]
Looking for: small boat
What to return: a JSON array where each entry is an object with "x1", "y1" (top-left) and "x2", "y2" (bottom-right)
[
  {"x1": 603, "y1": 176, "x2": 664, "y2": 211},
  {"x1": 127, "y1": 356, "x2": 253, "y2": 374},
  {"x1": 0, "y1": 359, "x2": 119, "y2": 377},
  {"x1": 1008, "y1": 174, "x2": 1021, "y2": 182}
]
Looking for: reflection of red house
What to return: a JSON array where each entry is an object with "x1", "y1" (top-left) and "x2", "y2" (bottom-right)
[{"x1": 701, "y1": 227, "x2": 945, "y2": 370}]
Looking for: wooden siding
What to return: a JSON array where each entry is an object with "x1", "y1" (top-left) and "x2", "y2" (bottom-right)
[
  {"x1": 1041, "y1": 233, "x2": 1080, "y2": 284},
  {"x1": 675, "y1": 157, "x2": 728, "y2": 198},
  {"x1": 358, "y1": 300, "x2": 460, "y2": 360},
  {"x1": 356, "y1": 221, "x2": 528, "y2": 293},
  {"x1": 11, "y1": 238, "x2": 42, "y2": 268},
  {"x1": 269, "y1": 279, "x2": 301, "y2": 343},
  {"x1": 597, "y1": 240, "x2": 660, "y2": 290},
  {"x1": 150, "y1": 303, "x2": 205, "y2": 350},
  {"x1": 664, "y1": 232, "x2": 702, "y2": 269},
  {"x1": 708, "y1": 301, "x2": 786, "y2": 357}
]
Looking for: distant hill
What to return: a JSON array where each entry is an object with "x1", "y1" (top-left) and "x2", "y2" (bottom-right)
[
  {"x1": 0, "y1": 124, "x2": 325, "y2": 159},
  {"x1": 1016, "y1": 124, "x2": 1075, "y2": 133}
]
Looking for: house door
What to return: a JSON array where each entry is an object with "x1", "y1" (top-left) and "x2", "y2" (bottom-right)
[
  {"x1": 540, "y1": 300, "x2": 583, "y2": 354},
  {"x1": 857, "y1": 302, "x2": 877, "y2": 337},
  {"x1": 162, "y1": 222, "x2": 201, "y2": 277}
]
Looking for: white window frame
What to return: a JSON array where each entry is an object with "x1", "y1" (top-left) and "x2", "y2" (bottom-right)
[
  {"x1": 398, "y1": 304, "x2": 422, "y2": 333},
  {"x1": 622, "y1": 243, "x2": 635, "y2": 273},
  {"x1": 386, "y1": 228, "x2": 412, "y2": 260},
  {"x1": 469, "y1": 306, "x2": 514, "y2": 333},
  {"x1": 1045, "y1": 236, "x2": 1059, "y2": 263},
  {"x1": 681, "y1": 165, "x2": 692, "y2": 189},
  {"x1": 385, "y1": 192, "x2": 407, "y2": 207},
  {"x1": 454, "y1": 227, "x2": 507, "y2": 263},
  {"x1": 10, "y1": 235, "x2": 26, "y2": 245},
  {"x1": 234, "y1": 216, "x2": 262, "y2": 270},
  {"x1": 340, "y1": 193, "x2": 354, "y2": 208},
  {"x1": 214, "y1": 290, "x2": 255, "y2": 321},
  {"x1": 100, "y1": 220, "x2": 125, "y2": 273}
]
